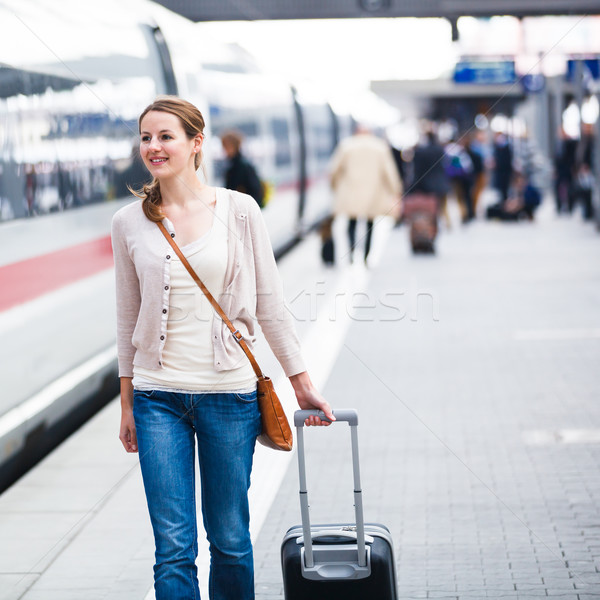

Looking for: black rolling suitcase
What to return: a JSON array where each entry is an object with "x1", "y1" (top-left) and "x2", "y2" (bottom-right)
[{"x1": 281, "y1": 409, "x2": 397, "y2": 600}]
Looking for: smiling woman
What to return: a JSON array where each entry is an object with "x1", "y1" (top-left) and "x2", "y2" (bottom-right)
[
  {"x1": 111, "y1": 96, "x2": 334, "y2": 600},
  {"x1": 128, "y1": 97, "x2": 206, "y2": 225},
  {"x1": 139, "y1": 114, "x2": 200, "y2": 183}
]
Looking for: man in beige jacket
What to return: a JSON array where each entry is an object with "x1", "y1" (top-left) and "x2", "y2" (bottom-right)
[{"x1": 330, "y1": 125, "x2": 402, "y2": 264}]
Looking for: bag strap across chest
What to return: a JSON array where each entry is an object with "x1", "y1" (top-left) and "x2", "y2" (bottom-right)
[{"x1": 157, "y1": 220, "x2": 265, "y2": 380}]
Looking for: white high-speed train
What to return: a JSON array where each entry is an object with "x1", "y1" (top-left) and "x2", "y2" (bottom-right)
[{"x1": 0, "y1": 0, "x2": 358, "y2": 488}]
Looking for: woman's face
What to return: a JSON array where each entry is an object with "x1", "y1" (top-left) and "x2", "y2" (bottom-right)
[{"x1": 139, "y1": 110, "x2": 202, "y2": 180}]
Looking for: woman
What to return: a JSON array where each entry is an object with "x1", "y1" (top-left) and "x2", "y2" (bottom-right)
[{"x1": 111, "y1": 96, "x2": 333, "y2": 600}]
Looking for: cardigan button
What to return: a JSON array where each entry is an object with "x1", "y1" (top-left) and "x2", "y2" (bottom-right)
[
  {"x1": 162, "y1": 308, "x2": 167, "y2": 314},
  {"x1": 166, "y1": 255, "x2": 171, "y2": 260},
  {"x1": 165, "y1": 285, "x2": 169, "y2": 290},
  {"x1": 160, "y1": 335, "x2": 165, "y2": 340},
  {"x1": 170, "y1": 233, "x2": 175, "y2": 238}
]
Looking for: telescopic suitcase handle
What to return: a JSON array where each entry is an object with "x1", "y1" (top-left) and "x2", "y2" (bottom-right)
[
  {"x1": 294, "y1": 409, "x2": 358, "y2": 427},
  {"x1": 294, "y1": 409, "x2": 367, "y2": 573}
]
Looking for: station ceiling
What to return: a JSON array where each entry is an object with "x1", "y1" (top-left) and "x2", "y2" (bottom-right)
[{"x1": 152, "y1": 0, "x2": 600, "y2": 21}]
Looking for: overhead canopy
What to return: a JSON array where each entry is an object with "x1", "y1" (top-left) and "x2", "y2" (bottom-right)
[
  {"x1": 371, "y1": 78, "x2": 526, "y2": 130},
  {"x1": 151, "y1": 0, "x2": 600, "y2": 21}
]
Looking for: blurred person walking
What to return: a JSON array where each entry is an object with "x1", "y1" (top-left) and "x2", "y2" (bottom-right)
[
  {"x1": 553, "y1": 130, "x2": 576, "y2": 213},
  {"x1": 444, "y1": 137, "x2": 474, "y2": 223},
  {"x1": 465, "y1": 133, "x2": 486, "y2": 217},
  {"x1": 492, "y1": 132, "x2": 513, "y2": 205},
  {"x1": 572, "y1": 163, "x2": 595, "y2": 220},
  {"x1": 329, "y1": 125, "x2": 402, "y2": 264},
  {"x1": 112, "y1": 97, "x2": 333, "y2": 600},
  {"x1": 411, "y1": 130, "x2": 450, "y2": 220},
  {"x1": 221, "y1": 130, "x2": 264, "y2": 208}
]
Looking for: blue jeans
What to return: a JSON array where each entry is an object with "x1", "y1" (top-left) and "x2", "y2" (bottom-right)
[{"x1": 133, "y1": 389, "x2": 262, "y2": 600}]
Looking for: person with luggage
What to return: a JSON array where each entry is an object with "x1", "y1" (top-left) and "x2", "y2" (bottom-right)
[
  {"x1": 111, "y1": 96, "x2": 334, "y2": 600},
  {"x1": 402, "y1": 130, "x2": 447, "y2": 252},
  {"x1": 221, "y1": 129, "x2": 265, "y2": 208},
  {"x1": 411, "y1": 130, "x2": 450, "y2": 202},
  {"x1": 329, "y1": 124, "x2": 402, "y2": 265}
]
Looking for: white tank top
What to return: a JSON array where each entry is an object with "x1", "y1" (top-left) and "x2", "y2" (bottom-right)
[{"x1": 133, "y1": 193, "x2": 257, "y2": 392}]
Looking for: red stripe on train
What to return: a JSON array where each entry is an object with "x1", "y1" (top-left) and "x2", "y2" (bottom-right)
[{"x1": 0, "y1": 236, "x2": 114, "y2": 312}]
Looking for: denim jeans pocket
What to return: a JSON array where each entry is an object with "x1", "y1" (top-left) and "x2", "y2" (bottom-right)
[
  {"x1": 133, "y1": 388, "x2": 159, "y2": 401},
  {"x1": 232, "y1": 389, "x2": 258, "y2": 403}
]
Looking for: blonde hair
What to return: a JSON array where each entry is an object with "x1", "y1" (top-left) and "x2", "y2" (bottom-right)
[{"x1": 129, "y1": 96, "x2": 206, "y2": 222}]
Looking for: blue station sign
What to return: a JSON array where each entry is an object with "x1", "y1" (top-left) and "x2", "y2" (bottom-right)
[
  {"x1": 566, "y1": 58, "x2": 600, "y2": 82},
  {"x1": 453, "y1": 61, "x2": 517, "y2": 85}
]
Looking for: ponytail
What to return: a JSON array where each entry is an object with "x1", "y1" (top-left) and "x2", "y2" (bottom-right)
[{"x1": 128, "y1": 179, "x2": 164, "y2": 223}]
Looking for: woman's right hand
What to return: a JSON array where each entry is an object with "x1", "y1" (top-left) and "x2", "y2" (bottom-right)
[
  {"x1": 119, "y1": 408, "x2": 138, "y2": 453},
  {"x1": 119, "y1": 377, "x2": 138, "y2": 453}
]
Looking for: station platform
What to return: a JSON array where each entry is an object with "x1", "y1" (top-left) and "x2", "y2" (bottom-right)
[{"x1": 1, "y1": 198, "x2": 600, "y2": 600}]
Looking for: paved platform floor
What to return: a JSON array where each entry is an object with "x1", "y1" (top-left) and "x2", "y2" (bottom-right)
[
  {"x1": 1, "y1": 199, "x2": 599, "y2": 600},
  {"x1": 254, "y1": 203, "x2": 600, "y2": 599}
]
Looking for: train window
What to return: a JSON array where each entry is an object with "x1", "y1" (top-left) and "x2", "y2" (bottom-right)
[
  {"x1": 235, "y1": 122, "x2": 259, "y2": 139},
  {"x1": 302, "y1": 104, "x2": 336, "y2": 172},
  {"x1": 211, "y1": 119, "x2": 259, "y2": 141},
  {"x1": 314, "y1": 124, "x2": 335, "y2": 160},
  {"x1": 0, "y1": 3, "x2": 162, "y2": 222},
  {"x1": 270, "y1": 118, "x2": 292, "y2": 167}
]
